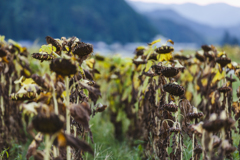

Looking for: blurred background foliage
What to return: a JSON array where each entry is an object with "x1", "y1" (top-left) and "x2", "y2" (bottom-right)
[{"x1": 0, "y1": 0, "x2": 157, "y2": 44}]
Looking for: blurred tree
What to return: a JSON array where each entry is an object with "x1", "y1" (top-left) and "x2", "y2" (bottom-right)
[
  {"x1": 0, "y1": 0, "x2": 158, "y2": 43},
  {"x1": 221, "y1": 31, "x2": 239, "y2": 46}
]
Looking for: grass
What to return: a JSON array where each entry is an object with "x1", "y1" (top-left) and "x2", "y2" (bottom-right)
[{"x1": 7, "y1": 111, "x2": 143, "y2": 160}]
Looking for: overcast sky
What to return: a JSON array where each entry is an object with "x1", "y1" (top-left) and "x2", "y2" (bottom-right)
[{"x1": 129, "y1": 0, "x2": 240, "y2": 7}]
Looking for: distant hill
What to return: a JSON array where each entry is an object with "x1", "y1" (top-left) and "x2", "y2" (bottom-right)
[
  {"x1": 0, "y1": 0, "x2": 158, "y2": 43},
  {"x1": 146, "y1": 17, "x2": 205, "y2": 44},
  {"x1": 144, "y1": 9, "x2": 224, "y2": 44},
  {"x1": 127, "y1": 0, "x2": 240, "y2": 44},
  {"x1": 127, "y1": 1, "x2": 240, "y2": 27}
]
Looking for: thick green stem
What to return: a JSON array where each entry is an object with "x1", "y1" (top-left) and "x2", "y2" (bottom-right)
[
  {"x1": 65, "y1": 76, "x2": 71, "y2": 160},
  {"x1": 225, "y1": 96, "x2": 229, "y2": 118},
  {"x1": 201, "y1": 130, "x2": 205, "y2": 159},
  {"x1": 221, "y1": 128, "x2": 225, "y2": 142},
  {"x1": 1, "y1": 75, "x2": 5, "y2": 127},
  {"x1": 53, "y1": 146, "x2": 58, "y2": 158},
  {"x1": 192, "y1": 133, "x2": 195, "y2": 160},
  {"x1": 52, "y1": 81, "x2": 58, "y2": 115},
  {"x1": 74, "y1": 126, "x2": 77, "y2": 137},
  {"x1": 44, "y1": 134, "x2": 51, "y2": 160},
  {"x1": 180, "y1": 132, "x2": 182, "y2": 160}
]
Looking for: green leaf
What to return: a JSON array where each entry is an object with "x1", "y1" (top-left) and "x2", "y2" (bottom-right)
[
  {"x1": 122, "y1": 85, "x2": 132, "y2": 101},
  {"x1": 39, "y1": 44, "x2": 56, "y2": 54}
]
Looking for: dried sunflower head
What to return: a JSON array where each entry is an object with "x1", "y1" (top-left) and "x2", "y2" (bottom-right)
[
  {"x1": 163, "y1": 82, "x2": 185, "y2": 96},
  {"x1": 134, "y1": 46, "x2": 145, "y2": 56},
  {"x1": 32, "y1": 52, "x2": 54, "y2": 62},
  {"x1": 216, "y1": 54, "x2": 231, "y2": 68},
  {"x1": 221, "y1": 140, "x2": 236, "y2": 154},
  {"x1": 0, "y1": 48, "x2": 8, "y2": 57},
  {"x1": 32, "y1": 113, "x2": 64, "y2": 134},
  {"x1": 143, "y1": 68, "x2": 156, "y2": 77},
  {"x1": 190, "y1": 122, "x2": 203, "y2": 136},
  {"x1": 173, "y1": 51, "x2": 190, "y2": 60},
  {"x1": 194, "y1": 145, "x2": 202, "y2": 154},
  {"x1": 212, "y1": 135, "x2": 221, "y2": 148},
  {"x1": 148, "y1": 53, "x2": 158, "y2": 61},
  {"x1": 195, "y1": 50, "x2": 205, "y2": 62},
  {"x1": 45, "y1": 36, "x2": 62, "y2": 55},
  {"x1": 162, "y1": 101, "x2": 178, "y2": 112},
  {"x1": 50, "y1": 58, "x2": 77, "y2": 76},
  {"x1": 187, "y1": 107, "x2": 204, "y2": 120},
  {"x1": 169, "y1": 127, "x2": 181, "y2": 133},
  {"x1": 10, "y1": 80, "x2": 41, "y2": 101},
  {"x1": 72, "y1": 42, "x2": 93, "y2": 57},
  {"x1": 161, "y1": 67, "x2": 179, "y2": 77},
  {"x1": 201, "y1": 45, "x2": 212, "y2": 52},
  {"x1": 95, "y1": 103, "x2": 107, "y2": 113},
  {"x1": 202, "y1": 111, "x2": 235, "y2": 132},
  {"x1": 53, "y1": 132, "x2": 94, "y2": 155},
  {"x1": 218, "y1": 86, "x2": 232, "y2": 93},
  {"x1": 132, "y1": 56, "x2": 147, "y2": 66},
  {"x1": 155, "y1": 45, "x2": 174, "y2": 54}
]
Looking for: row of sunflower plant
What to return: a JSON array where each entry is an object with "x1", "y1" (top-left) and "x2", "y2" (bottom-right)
[
  {"x1": 0, "y1": 35, "x2": 107, "y2": 160},
  {"x1": 94, "y1": 39, "x2": 240, "y2": 159}
]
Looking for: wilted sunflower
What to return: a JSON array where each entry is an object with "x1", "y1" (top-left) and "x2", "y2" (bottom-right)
[
  {"x1": 161, "y1": 67, "x2": 179, "y2": 77},
  {"x1": 155, "y1": 46, "x2": 174, "y2": 54},
  {"x1": 45, "y1": 36, "x2": 62, "y2": 55},
  {"x1": 50, "y1": 58, "x2": 77, "y2": 76},
  {"x1": 216, "y1": 54, "x2": 231, "y2": 68},
  {"x1": 162, "y1": 101, "x2": 178, "y2": 112},
  {"x1": 163, "y1": 82, "x2": 185, "y2": 96},
  {"x1": 72, "y1": 42, "x2": 93, "y2": 57},
  {"x1": 32, "y1": 113, "x2": 64, "y2": 134},
  {"x1": 32, "y1": 52, "x2": 54, "y2": 62}
]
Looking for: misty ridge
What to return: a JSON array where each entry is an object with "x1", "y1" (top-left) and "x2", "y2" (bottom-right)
[{"x1": 0, "y1": 0, "x2": 239, "y2": 47}]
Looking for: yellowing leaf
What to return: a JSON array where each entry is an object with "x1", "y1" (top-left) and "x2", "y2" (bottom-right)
[
  {"x1": 62, "y1": 91, "x2": 67, "y2": 98},
  {"x1": 144, "y1": 61, "x2": 153, "y2": 72},
  {"x1": 217, "y1": 51, "x2": 225, "y2": 57},
  {"x1": 122, "y1": 86, "x2": 132, "y2": 101},
  {"x1": 149, "y1": 39, "x2": 161, "y2": 45},
  {"x1": 201, "y1": 78, "x2": 208, "y2": 87},
  {"x1": 167, "y1": 39, "x2": 174, "y2": 45},
  {"x1": 136, "y1": 46, "x2": 145, "y2": 50},
  {"x1": 159, "y1": 53, "x2": 173, "y2": 62},
  {"x1": 39, "y1": 44, "x2": 56, "y2": 54},
  {"x1": 212, "y1": 70, "x2": 225, "y2": 84},
  {"x1": 181, "y1": 69, "x2": 193, "y2": 82},
  {"x1": 196, "y1": 85, "x2": 200, "y2": 91},
  {"x1": 0, "y1": 35, "x2": 5, "y2": 42},
  {"x1": 8, "y1": 39, "x2": 23, "y2": 52},
  {"x1": 86, "y1": 58, "x2": 95, "y2": 69},
  {"x1": 2, "y1": 56, "x2": 9, "y2": 63},
  {"x1": 185, "y1": 91, "x2": 193, "y2": 101},
  {"x1": 23, "y1": 69, "x2": 31, "y2": 77},
  {"x1": 65, "y1": 46, "x2": 70, "y2": 52},
  {"x1": 210, "y1": 91, "x2": 216, "y2": 104},
  {"x1": 22, "y1": 78, "x2": 35, "y2": 86}
]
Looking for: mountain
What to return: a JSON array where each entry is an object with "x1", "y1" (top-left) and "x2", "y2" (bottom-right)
[
  {"x1": 144, "y1": 9, "x2": 224, "y2": 43},
  {"x1": 146, "y1": 17, "x2": 205, "y2": 44},
  {"x1": 0, "y1": 0, "x2": 158, "y2": 43},
  {"x1": 126, "y1": 1, "x2": 240, "y2": 27}
]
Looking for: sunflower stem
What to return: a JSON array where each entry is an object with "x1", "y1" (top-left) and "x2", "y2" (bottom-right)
[
  {"x1": 52, "y1": 80, "x2": 58, "y2": 115},
  {"x1": 192, "y1": 133, "x2": 195, "y2": 160},
  {"x1": 65, "y1": 76, "x2": 71, "y2": 160},
  {"x1": 52, "y1": 51, "x2": 61, "y2": 58},
  {"x1": 201, "y1": 130, "x2": 205, "y2": 159},
  {"x1": 1, "y1": 74, "x2": 5, "y2": 127},
  {"x1": 44, "y1": 134, "x2": 51, "y2": 160}
]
